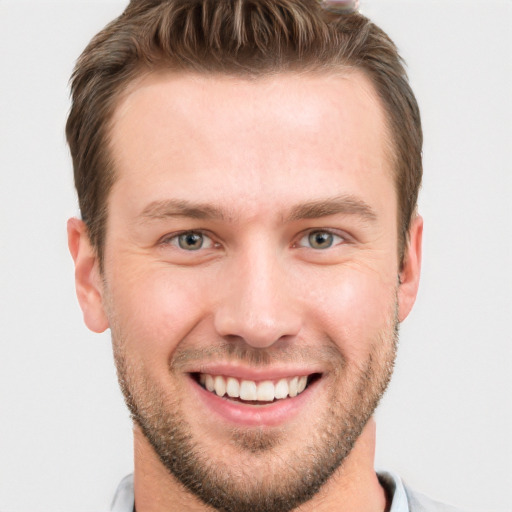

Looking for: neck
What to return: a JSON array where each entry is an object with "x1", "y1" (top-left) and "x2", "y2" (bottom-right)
[{"x1": 133, "y1": 417, "x2": 387, "y2": 512}]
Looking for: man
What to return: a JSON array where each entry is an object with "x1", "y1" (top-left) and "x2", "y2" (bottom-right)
[{"x1": 66, "y1": 0, "x2": 465, "y2": 511}]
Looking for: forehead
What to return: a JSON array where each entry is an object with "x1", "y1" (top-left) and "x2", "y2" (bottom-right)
[{"x1": 108, "y1": 70, "x2": 394, "y2": 219}]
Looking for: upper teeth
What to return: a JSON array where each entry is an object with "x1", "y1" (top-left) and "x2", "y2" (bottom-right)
[{"x1": 199, "y1": 374, "x2": 308, "y2": 401}]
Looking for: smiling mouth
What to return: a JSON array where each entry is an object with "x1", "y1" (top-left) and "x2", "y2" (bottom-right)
[{"x1": 192, "y1": 373, "x2": 322, "y2": 404}]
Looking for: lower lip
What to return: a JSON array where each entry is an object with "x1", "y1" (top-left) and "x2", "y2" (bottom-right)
[{"x1": 190, "y1": 376, "x2": 320, "y2": 427}]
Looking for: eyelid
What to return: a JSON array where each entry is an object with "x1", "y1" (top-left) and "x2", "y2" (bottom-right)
[
  {"x1": 159, "y1": 229, "x2": 217, "y2": 249},
  {"x1": 158, "y1": 228, "x2": 350, "y2": 250},
  {"x1": 294, "y1": 228, "x2": 349, "y2": 249}
]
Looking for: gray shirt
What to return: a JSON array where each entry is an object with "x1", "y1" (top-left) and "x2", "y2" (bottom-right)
[{"x1": 111, "y1": 470, "x2": 467, "y2": 512}]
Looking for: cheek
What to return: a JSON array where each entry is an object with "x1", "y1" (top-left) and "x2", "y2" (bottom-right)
[
  {"x1": 107, "y1": 265, "x2": 210, "y2": 358},
  {"x1": 301, "y1": 265, "x2": 397, "y2": 361}
]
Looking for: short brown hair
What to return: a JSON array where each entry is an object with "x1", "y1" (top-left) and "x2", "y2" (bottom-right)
[{"x1": 66, "y1": 0, "x2": 422, "y2": 265}]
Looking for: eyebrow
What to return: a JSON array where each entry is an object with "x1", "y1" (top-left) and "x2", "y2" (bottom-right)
[
  {"x1": 138, "y1": 199, "x2": 229, "y2": 222},
  {"x1": 138, "y1": 194, "x2": 377, "y2": 224},
  {"x1": 285, "y1": 195, "x2": 377, "y2": 223}
]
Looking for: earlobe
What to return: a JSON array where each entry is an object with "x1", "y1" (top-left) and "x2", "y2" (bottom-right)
[
  {"x1": 67, "y1": 218, "x2": 109, "y2": 333},
  {"x1": 397, "y1": 215, "x2": 423, "y2": 322}
]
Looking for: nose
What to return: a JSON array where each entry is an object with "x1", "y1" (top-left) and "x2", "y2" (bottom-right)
[{"x1": 213, "y1": 245, "x2": 302, "y2": 349}]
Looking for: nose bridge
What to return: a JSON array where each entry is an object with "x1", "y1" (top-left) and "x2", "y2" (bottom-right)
[{"x1": 214, "y1": 236, "x2": 301, "y2": 348}]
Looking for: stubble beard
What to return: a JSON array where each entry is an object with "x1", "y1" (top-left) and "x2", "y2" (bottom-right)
[{"x1": 111, "y1": 311, "x2": 399, "y2": 512}]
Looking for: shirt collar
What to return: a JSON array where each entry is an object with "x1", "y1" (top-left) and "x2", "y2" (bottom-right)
[
  {"x1": 377, "y1": 469, "x2": 410, "y2": 512},
  {"x1": 110, "y1": 474, "x2": 134, "y2": 512}
]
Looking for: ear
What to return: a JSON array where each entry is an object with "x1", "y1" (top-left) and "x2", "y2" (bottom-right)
[
  {"x1": 397, "y1": 215, "x2": 423, "y2": 322},
  {"x1": 67, "y1": 218, "x2": 109, "y2": 333}
]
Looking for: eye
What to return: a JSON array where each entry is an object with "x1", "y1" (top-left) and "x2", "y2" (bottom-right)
[
  {"x1": 164, "y1": 231, "x2": 215, "y2": 251},
  {"x1": 297, "y1": 230, "x2": 345, "y2": 250}
]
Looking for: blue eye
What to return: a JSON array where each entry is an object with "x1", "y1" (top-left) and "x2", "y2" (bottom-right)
[
  {"x1": 298, "y1": 230, "x2": 344, "y2": 249},
  {"x1": 165, "y1": 231, "x2": 215, "y2": 251}
]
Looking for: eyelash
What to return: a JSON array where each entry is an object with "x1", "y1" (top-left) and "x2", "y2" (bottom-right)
[
  {"x1": 159, "y1": 230, "x2": 217, "y2": 250},
  {"x1": 294, "y1": 229, "x2": 347, "y2": 250},
  {"x1": 159, "y1": 229, "x2": 349, "y2": 251}
]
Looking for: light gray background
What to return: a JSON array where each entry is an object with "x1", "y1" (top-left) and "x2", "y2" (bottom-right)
[{"x1": 1, "y1": 1, "x2": 510, "y2": 511}]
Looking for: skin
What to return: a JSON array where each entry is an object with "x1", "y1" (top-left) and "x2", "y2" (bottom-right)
[{"x1": 68, "y1": 70, "x2": 422, "y2": 512}]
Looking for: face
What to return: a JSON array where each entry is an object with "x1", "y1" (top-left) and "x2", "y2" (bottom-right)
[{"x1": 70, "y1": 70, "x2": 422, "y2": 512}]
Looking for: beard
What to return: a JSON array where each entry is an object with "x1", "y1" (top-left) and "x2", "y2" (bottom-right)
[{"x1": 111, "y1": 308, "x2": 399, "y2": 512}]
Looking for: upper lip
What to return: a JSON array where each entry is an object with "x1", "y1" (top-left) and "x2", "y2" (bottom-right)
[{"x1": 191, "y1": 362, "x2": 324, "y2": 381}]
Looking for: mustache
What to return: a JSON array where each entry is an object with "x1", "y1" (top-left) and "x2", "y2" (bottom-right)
[{"x1": 170, "y1": 339, "x2": 345, "y2": 371}]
